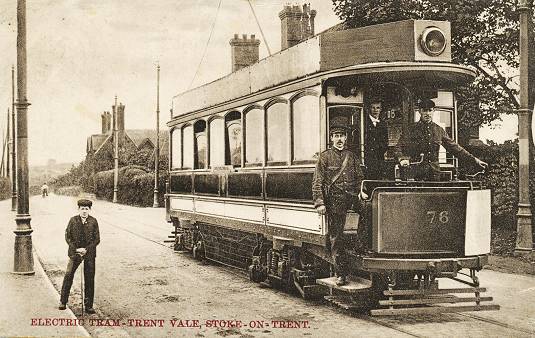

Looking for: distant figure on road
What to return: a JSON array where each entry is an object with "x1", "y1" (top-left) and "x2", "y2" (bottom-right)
[
  {"x1": 59, "y1": 199, "x2": 100, "y2": 314},
  {"x1": 41, "y1": 183, "x2": 49, "y2": 197}
]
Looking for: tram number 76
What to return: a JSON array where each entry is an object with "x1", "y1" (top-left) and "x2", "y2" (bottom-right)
[{"x1": 426, "y1": 210, "x2": 449, "y2": 225}]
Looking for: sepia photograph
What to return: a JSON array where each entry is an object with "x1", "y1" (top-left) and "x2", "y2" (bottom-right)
[{"x1": 0, "y1": 0, "x2": 534, "y2": 337}]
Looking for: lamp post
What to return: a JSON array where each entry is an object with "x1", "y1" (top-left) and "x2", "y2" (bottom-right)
[
  {"x1": 153, "y1": 64, "x2": 160, "y2": 208},
  {"x1": 515, "y1": 0, "x2": 533, "y2": 255},
  {"x1": 113, "y1": 95, "x2": 119, "y2": 203},
  {"x1": 11, "y1": 65, "x2": 17, "y2": 212},
  {"x1": 11, "y1": 66, "x2": 17, "y2": 211},
  {"x1": 13, "y1": 0, "x2": 34, "y2": 275}
]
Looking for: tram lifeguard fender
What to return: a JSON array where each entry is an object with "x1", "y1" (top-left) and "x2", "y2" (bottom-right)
[{"x1": 371, "y1": 189, "x2": 491, "y2": 256}]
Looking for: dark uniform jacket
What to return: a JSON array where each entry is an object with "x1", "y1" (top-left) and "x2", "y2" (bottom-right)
[
  {"x1": 312, "y1": 148, "x2": 364, "y2": 215},
  {"x1": 394, "y1": 121, "x2": 476, "y2": 172},
  {"x1": 65, "y1": 215, "x2": 100, "y2": 258},
  {"x1": 364, "y1": 115, "x2": 389, "y2": 178}
]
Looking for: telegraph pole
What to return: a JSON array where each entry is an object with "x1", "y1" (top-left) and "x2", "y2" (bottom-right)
[
  {"x1": 6, "y1": 108, "x2": 10, "y2": 178},
  {"x1": 153, "y1": 64, "x2": 160, "y2": 208},
  {"x1": 515, "y1": 0, "x2": 533, "y2": 255},
  {"x1": 13, "y1": 0, "x2": 34, "y2": 275},
  {"x1": 11, "y1": 65, "x2": 17, "y2": 212},
  {"x1": 113, "y1": 95, "x2": 119, "y2": 203}
]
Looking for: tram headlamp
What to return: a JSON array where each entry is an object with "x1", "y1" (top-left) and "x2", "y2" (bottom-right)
[{"x1": 420, "y1": 27, "x2": 447, "y2": 56}]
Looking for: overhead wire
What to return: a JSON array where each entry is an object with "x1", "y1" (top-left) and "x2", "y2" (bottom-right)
[
  {"x1": 187, "y1": 0, "x2": 222, "y2": 90},
  {"x1": 247, "y1": 0, "x2": 272, "y2": 56}
]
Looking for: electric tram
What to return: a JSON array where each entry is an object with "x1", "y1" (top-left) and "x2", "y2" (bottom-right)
[{"x1": 165, "y1": 19, "x2": 499, "y2": 315}]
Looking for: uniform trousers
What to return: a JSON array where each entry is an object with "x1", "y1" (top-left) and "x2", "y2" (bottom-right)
[
  {"x1": 60, "y1": 255, "x2": 96, "y2": 308},
  {"x1": 327, "y1": 212, "x2": 349, "y2": 277}
]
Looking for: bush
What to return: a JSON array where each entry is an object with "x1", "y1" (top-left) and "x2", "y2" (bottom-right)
[
  {"x1": 93, "y1": 165, "x2": 167, "y2": 207},
  {"x1": 54, "y1": 185, "x2": 83, "y2": 197},
  {"x1": 464, "y1": 141, "x2": 534, "y2": 231},
  {"x1": 0, "y1": 177, "x2": 11, "y2": 200}
]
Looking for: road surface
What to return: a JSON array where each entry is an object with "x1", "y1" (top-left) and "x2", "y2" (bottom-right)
[{"x1": 5, "y1": 194, "x2": 534, "y2": 337}]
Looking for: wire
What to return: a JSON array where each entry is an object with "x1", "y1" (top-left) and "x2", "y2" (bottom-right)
[
  {"x1": 187, "y1": 0, "x2": 222, "y2": 90},
  {"x1": 247, "y1": 0, "x2": 272, "y2": 56}
]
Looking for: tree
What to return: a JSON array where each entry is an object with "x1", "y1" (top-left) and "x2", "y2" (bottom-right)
[{"x1": 332, "y1": 0, "x2": 532, "y2": 131}]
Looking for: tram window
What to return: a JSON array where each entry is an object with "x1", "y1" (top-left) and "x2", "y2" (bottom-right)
[
  {"x1": 267, "y1": 101, "x2": 289, "y2": 165},
  {"x1": 194, "y1": 121, "x2": 207, "y2": 169},
  {"x1": 292, "y1": 94, "x2": 320, "y2": 163},
  {"x1": 244, "y1": 108, "x2": 263, "y2": 165},
  {"x1": 182, "y1": 125, "x2": 193, "y2": 169},
  {"x1": 327, "y1": 105, "x2": 361, "y2": 153},
  {"x1": 171, "y1": 127, "x2": 181, "y2": 169},
  {"x1": 433, "y1": 91, "x2": 454, "y2": 108},
  {"x1": 225, "y1": 111, "x2": 241, "y2": 167},
  {"x1": 209, "y1": 118, "x2": 225, "y2": 167}
]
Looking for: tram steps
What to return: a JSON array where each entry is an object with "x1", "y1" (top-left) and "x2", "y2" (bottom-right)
[{"x1": 371, "y1": 287, "x2": 500, "y2": 316}]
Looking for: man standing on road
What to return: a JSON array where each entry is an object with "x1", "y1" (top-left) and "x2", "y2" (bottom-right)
[
  {"x1": 41, "y1": 183, "x2": 49, "y2": 197},
  {"x1": 312, "y1": 119, "x2": 364, "y2": 286},
  {"x1": 59, "y1": 199, "x2": 100, "y2": 314},
  {"x1": 394, "y1": 99, "x2": 487, "y2": 180}
]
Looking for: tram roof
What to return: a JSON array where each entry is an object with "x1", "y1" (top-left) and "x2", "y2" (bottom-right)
[{"x1": 171, "y1": 19, "x2": 476, "y2": 119}]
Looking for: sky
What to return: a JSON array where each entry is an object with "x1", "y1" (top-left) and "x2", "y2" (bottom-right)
[{"x1": 0, "y1": 0, "x2": 520, "y2": 166}]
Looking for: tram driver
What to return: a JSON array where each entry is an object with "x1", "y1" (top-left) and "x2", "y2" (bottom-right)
[
  {"x1": 394, "y1": 99, "x2": 487, "y2": 180},
  {"x1": 312, "y1": 118, "x2": 364, "y2": 286}
]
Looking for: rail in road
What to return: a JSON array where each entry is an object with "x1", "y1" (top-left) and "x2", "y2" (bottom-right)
[{"x1": 17, "y1": 195, "x2": 535, "y2": 337}]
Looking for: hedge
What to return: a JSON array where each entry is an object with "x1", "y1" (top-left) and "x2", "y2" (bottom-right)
[
  {"x1": 54, "y1": 185, "x2": 83, "y2": 197},
  {"x1": 0, "y1": 177, "x2": 11, "y2": 200},
  {"x1": 464, "y1": 141, "x2": 534, "y2": 230},
  {"x1": 93, "y1": 165, "x2": 166, "y2": 207}
]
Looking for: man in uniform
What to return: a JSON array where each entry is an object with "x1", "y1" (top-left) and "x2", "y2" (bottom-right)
[
  {"x1": 394, "y1": 99, "x2": 487, "y2": 180},
  {"x1": 312, "y1": 119, "x2": 364, "y2": 286},
  {"x1": 59, "y1": 199, "x2": 100, "y2": 314},
  {"x1": 364, "y1": 99, "x2": 389, "y2": 179}
]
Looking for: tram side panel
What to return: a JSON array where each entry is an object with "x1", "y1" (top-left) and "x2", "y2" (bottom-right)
[{"x1": 166, "y1": 170, "x2": 328, "y2": 241}]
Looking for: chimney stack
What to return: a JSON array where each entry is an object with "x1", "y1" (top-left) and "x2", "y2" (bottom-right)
[
  {"x1": 106, "y1": 111, "x2": 113, "y2": 133},
  {"x1": 117, "y1": 103, "x2": 125, "y2": 132},
  {"x1": 279, "y1": 4, "x2": 316, "y2": 50},
  {"x1": 105, "y1": 111, "x2": 112, "y2": 133},
  {"x1": 101, "y1": 111, "x2": 112, "y2": 134},
  {"x1": 113, "y1": 103, "x2": 125, "y2": 132},
  {"x1": 229, "y1": 34, "x2": 260, "y2": 72},
  {"x1": 101, "y1": 112, "x2": 107, "y2": 134}
]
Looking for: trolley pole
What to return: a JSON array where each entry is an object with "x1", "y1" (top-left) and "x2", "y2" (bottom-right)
[
  {"x1": 113, "y1": 95, "x2": 119, "y2": 203},
  {"x1": 13, "y1": 0, "x2": 34, "y2": 275},
  {"x1": 515, "y1": 0, "x2": 533, "y2": 255},
  {"x1": 11, "y1": 65, "x2": 17, "y2": 212},
  {"x1": 153, "y1": 64, "x2": 160, "y2": 208}
]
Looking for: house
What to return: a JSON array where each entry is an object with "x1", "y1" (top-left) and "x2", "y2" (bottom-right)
[{"x1": 86, "y1": 103, "x2": 168, "y2": 171}]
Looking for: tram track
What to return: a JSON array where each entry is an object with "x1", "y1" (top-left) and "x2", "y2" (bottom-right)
[
  {"x1": 455, "y1": 312, "x2": 535, "y2": 336},
  {"x1": 97, "y1": 208, "x2": 530, "y2": 337},
  {"x1": 96, "y1": 211, "x2": 425, "y2": 336}
]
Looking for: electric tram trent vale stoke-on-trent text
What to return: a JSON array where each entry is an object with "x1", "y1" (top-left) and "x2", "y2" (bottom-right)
[{"x1": 164, "y1": 5, "x2": 498, "y2": 316}]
